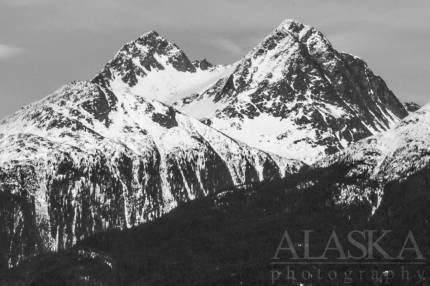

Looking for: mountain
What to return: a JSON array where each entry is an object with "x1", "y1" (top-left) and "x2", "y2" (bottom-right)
[
  {"x1": 91, "y1": 20, "x2": 408, "y2": 165},
  {"x1": 316, "y1": 103, "x2": 430, "y2": 210},
  {"x1": 175, "y1": 19, "x2": 408, "y2": 163},
  {"x1": 0, "y1": 18, "x2": 412, "y2": 272},
  {"x1": 0, "y1": 51, "x2": 303, "y2": 269},
  {"x1": 4, "y1": 105, "x2": 430, "y2": 285},
  {"x1": 93, "y1": 31, "x2": 235, "y2": 106}
]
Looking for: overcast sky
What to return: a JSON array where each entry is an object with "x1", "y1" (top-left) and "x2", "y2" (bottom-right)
[{"x1": 0, "y1": 0, "x2": 429, "y2": 118}]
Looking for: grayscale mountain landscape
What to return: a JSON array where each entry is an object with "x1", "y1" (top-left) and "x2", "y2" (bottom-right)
[{"x1": 0, "y1": 2, "x2": 429, "y2": 285}]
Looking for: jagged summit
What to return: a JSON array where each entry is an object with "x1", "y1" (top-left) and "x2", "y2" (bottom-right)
[
  {"x1": 93, "y1": 30, "x2": 196, "y2": 86},
  {"x1": 277, "y1": 18, "x2": 308, "y2": 28},
  {"x1": 264, "y1": 18, "x2": 333, "y2": 55},
  {"x1": 93, "y1": 30, "x2": 233, "y2": 105},
  {"x1": 274, "y1": 18, "x2": 315, "y2": 37},
  {"x1": 271, "y1": 18, "x2": 311, "y2": 35},
  {"x1": 176, "y1": 19, "x2": 408, "y2": 163},
  {"x1": 138, "y1": 30, "x2": 160, "y2": 39}
]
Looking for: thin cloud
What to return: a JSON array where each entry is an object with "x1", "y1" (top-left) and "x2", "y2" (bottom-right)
[
  {"x1": 210, "y1": 38, "x2": 242, "y2": 56},
  {"x1": 0, "y1": 44, "x2": 24, "y2": 59}
]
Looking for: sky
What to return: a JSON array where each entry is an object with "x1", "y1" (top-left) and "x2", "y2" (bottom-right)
[{"x1": 0, "y1": 0, "x2": 429, "y2": 118}]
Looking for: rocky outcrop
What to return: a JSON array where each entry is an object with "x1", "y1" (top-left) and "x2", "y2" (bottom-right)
[{"x1": 403, "y1": 101, "x2": 421, "y2": 113}]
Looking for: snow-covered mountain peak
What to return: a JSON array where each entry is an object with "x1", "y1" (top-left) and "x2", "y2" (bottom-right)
[
  {"x1": 137, "y1": 30, "x2": 160, "y2": 40},
  {"x1": 175, "y1": 19, "x2": 408, "y2": 163},
  {"x1": 274, "y1": 18, "x2": 314, "y2": 37},
  {"x1": 92, "y1": 31, "x2": 233, "y2": 105},
  {"x1": 94, "y1": 30, "x2": 196, "y2": 85},
  {"x1": 277, "y1": 18, "x2": 304, "y2": 29},
  {"x1": 271, "y1": 18, "x2": 332, "y2": 52}
]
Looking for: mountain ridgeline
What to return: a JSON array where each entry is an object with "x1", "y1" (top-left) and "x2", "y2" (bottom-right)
[{"x1": 0, "y1": 18, "x2": 416, "y2": 275}]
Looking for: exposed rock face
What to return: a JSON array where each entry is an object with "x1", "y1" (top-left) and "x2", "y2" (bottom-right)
[
  {"x1": 403, "y1": 101, "x2": 421, "y2": 113},
  {"x1": 0, "y1": 80, "x2": 302, "y2": 269},
  {"x1": 192, "y1": 59, "x2": 213, "y2": 70},
  {"x1": 176, "y1": 20, "x2": 408, "y2": 163}
]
